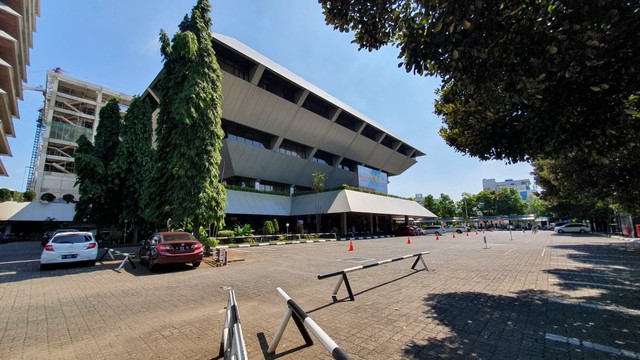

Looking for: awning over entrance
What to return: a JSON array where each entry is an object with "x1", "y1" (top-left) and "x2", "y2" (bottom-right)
[{"x1": 291, "y1": 189, "x2": 437, "y2": 218}]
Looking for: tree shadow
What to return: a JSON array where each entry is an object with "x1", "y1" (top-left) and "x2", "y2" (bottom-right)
[
  {"x1": 402, "y1": 241, "x2": 640, "y2": 359},
  {"x1": 403, "y1": 289, "x2": 640, "y2": 359}
]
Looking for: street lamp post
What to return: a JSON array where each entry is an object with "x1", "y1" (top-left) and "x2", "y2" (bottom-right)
[{"x1": 286, "y1": 223, "x2": 289, "y2": 239}]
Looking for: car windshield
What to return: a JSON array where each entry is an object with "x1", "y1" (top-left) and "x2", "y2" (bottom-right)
[
  {"x1": 162, "y1": 233, "x2": 197, "y2": 242},
  {"x1": 52, "y1": 234, "x2": 92, "y2": 244}
]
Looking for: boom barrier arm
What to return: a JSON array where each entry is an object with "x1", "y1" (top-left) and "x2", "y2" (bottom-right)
[
  {"x1": 268, "y1": 288, "x2": 351, "y2": 360},
  {"x1": 317, "y1": 251, "x2": 430, "y2": 302}
]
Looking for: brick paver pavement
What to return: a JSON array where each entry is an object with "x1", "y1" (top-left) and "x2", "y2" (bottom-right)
[{"x1": 0, "y1": 231, "x2": 638, "y2": 359}]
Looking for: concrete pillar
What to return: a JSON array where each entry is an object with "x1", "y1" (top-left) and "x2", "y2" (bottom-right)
[{"x1": 341, "y1": 213, "x2": 347, "y2": 235}]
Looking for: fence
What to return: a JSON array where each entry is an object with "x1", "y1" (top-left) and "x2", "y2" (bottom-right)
[
  {"x1": 317, "y1": 251, "x2": 430, "y2": 302},
  {"x1": 268, "y1": 287, "x2": 351, "y2": 360}
]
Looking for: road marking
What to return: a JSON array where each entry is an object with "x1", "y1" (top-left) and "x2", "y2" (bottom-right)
[
  {"x1": 504, "y1": 248, "x2": 515, "y2": 255},
  {"x1": 549, "y1": 280, "x2": 640, "y2": 291},
  {"x1": 0, "y1": 259, "x2": 39, "y2": 265},
  {"x1": 545, "y1": 333, "x2": 640, "y2": 358},
  {"x1": 547, "y1": 297, "x2": 640, "y2": 316},
  {"x1": 541, "y1": 249, "x2": 546, "y2": 257}
]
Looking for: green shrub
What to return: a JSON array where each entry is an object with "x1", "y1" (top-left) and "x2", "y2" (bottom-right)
[
  {"x1": 234, "y1": 223, "x2": 253, "y2": 236},
  {"x1": 23, "y1": 190, "x2": 36, "y2": 201},
  {"x1": 263, "y1": 220, "x2": 275, "y2": 235},
  {"x1": 62, "y1": 194, "x2": 75, "y2": 203},
  {"x1": 200, "y1": 237, "x2": 219, "y2": 248},
  {"x1": 272, "y1": 219, "x2": 279, "y2": 233},
  {"x1": 217, "y1": 230, "x2": 234, "y2": 238}
]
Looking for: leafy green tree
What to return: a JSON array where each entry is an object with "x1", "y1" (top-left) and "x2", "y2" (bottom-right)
[
  {"x1": 272, "y1": 218, "x2": 280, "y2": 234},
  {"x1": 422, "y1": 194, "x2": 438, "y2": 214},
  {"x1": 456, "y1": 193, "x2": 477, "y2": 219},
  {"x1": 475, "y1": 190, "x2": 497, "y2": 217},
  {"x1": 437, "y1": 193, "x2": 457, "y2": 218},
  {"x1": 312, "y1": 171, "x2": 328, "y2": 233},
  {"x1": 111, "y1": 96, "x2": 154, "y2": 241},
  {"x1": 319, "y1": 1, "x2": 640, "y2": 214},
  {"x1": 496, "y1": 188, "x2": 527, "y2": 215},
  {"x1": 74, "y1": 98, "x2": 122, "y2": 226},
  {"x1": 154, "y1": 0, "x2": 226, "y2": 234}
]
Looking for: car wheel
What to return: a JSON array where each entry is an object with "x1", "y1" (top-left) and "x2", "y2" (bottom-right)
[
  {"x1": 40, "y1": 263, "x2": 48, "y2": 271},
  {"x1": 558, "y1": 229, "x2": 564, "y2": 233},
  {"x1": 192, "y1": 261, "x2": 201, "y2": 268},
  {"x1": 435, "y1": 232, "x2": 440, "y2": 236},
  {"x1": 456, "y1": 230, "x2": 462, "y2": 234},
  {"x1": 579, "y1": 229, "x2": 586, "y2": 233}
]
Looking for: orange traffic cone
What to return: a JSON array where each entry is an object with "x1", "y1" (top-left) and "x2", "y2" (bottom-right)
[
  {"x1": 466, "y1": 232, "x2": 469, "y2": 237},
  {"x1": 407, "y1": 237, "x2": 411, "y2": 245},
  {"x1": 348, "y1": 240, "x2": 354, "y2": 252},
  {"x1": 436, "y1": 234, "x2": 440, "y2": 241},
  {"x1": 452, "y1": 233, "x2": 456, "y2": 239}
]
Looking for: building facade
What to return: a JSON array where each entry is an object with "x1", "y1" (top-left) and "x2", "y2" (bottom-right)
[
  {"x1": 29, "y1": 70, "x2": 132, "y2": 199},
  {"x1": 142, "y1": 33, "x2": 434, "y2": 234},
  {"x1": 482, "y1": 178, "x2": 534, "y2": 201},
  {"x1": 0, "y1": 0, "x2": 40, "y2": 176}
]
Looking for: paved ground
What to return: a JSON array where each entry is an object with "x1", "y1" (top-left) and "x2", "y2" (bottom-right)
[{"x1": 0, "y1": 230, "x2": 639, "y2": 359}]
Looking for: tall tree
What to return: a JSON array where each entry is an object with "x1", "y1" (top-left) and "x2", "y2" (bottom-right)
[
  {"x1": 312, "y1": 171, "x2": 328, "y2": 233},
  {"x1": 437, "y1": 193, "x2": 457, "y2": 218},
  {"x1": 154, "y1": 0, "x2": 226, "y2": 235},
  {"x1": 319, "y1": 0, "x2": 640, "y2": 213},
  {"x1": 111, "y1": 96, "x2": 154, "y2": 241},
  {"x1": 422, "y1": 194, "x2": 438, "y2": 215},
  {"x1": 74, "y1": 98, "x2": 123, "y2": 226},
  {"x1": 496, "y1": 188, "x2": 527, "y2": 216}
]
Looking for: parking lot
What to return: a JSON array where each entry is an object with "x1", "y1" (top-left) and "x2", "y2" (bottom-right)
[{"x1": 1, "y1": 230, "x2": 639, "y2": 359}]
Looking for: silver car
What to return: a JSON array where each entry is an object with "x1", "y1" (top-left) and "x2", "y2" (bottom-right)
[
  {"x1": 554, "y1": 223, "x2": 590, "y2": 233},
  {"x1": 423, "y1": 225, "x2": 446, "y2": 236}
]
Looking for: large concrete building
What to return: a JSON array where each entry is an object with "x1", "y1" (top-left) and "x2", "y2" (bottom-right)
[
  {"x1": 143, "y1": 33, "x2": 434, "y2": 234},
  {"x1": 23, "y1": 33, "x2": 434, "y2": 236},
  {"x1": 29, "y1": 70, "x2": 132, "y2": 199},
  {"x1": 0, "y1": 0, "x2": 40, "y2": 176}
]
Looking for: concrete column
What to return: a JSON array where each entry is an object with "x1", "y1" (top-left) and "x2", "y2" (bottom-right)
[{"x1": 341, "y1": 213, "x2": 347, "y2": 235}]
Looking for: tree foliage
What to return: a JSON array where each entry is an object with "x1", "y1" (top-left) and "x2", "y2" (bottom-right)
[
  {"x1": 111, "y1": 96, "x2": 155, "y2": 232},
  {"x1": 319, "y1": 0, "x2": 640, "y2": 213},
  {"x1": 153, "y1": 0, "x2": 226, "y2": 233},
  {"x1": 74, "y1": 98, "x2": 122, "y2": 225}
]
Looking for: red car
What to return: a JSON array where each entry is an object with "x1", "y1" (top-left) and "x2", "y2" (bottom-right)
[
  {"x1": 393, "y1": 226, "x2": 417, "y2": 237},
  {"x1": 139, "y1": 232, "x2": 203, "y2": 270}
]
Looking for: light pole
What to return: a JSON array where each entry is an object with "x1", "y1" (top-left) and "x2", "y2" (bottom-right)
[{"x1": 286, "y1": 223, "x2": 289, "y2": 239}]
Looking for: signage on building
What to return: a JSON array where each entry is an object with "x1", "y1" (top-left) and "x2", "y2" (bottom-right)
[{"x1": 357, "y1": 165, "x2": 388, "y2": 194}]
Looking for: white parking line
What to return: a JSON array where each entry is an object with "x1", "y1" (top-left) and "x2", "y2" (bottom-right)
[
  {"x1": 504, "y1": 248, "x2": 515, "y2": 255},
  {"x1": 541, "y1": 248, "x2": 546, "y2": 257},
  {"x1": 545, "y1": 333, "x2": 640, "y2": 358},
  {"x1": 547, "y1": 297, "x2": 640, "y2": 316},
  {"x1": 549, "y1": 280, "x2": 640, "y2": 291}
]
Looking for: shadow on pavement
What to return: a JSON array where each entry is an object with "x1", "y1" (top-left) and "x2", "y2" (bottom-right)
[{"x1": 402, "y1": 241, "x2": 640, "y2": 359}]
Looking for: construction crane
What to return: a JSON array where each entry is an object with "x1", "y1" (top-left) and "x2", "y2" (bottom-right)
[{"x1": 23, "y1": 85, "x2": 46, "y2": 192}]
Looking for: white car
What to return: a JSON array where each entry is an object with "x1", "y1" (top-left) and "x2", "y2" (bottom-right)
[
  {"x1": 40, "y1": 231, "x2": 98, "y2": 270},
  {"x1": 445, "y1": 225, "x2": 469, "y2": 234},
  {"x1": 554, "y1": 223, "x2": 591, "y2": 234}
]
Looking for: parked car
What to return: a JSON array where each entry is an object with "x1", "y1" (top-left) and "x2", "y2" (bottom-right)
[
  {"x1": 423, "y1": 225, "x2": 446, "y2": 236},
  {"x1": 445, "y1": 225, "x2": 469, "y2": 234},
  {"x1": 412, "y1": 226, "x2": 426, "y2": 235},
  {"x1": 41, "y1": 228, "x2": 79, "y2": 246},
  {"x1": 393, "y1": 226, "x2": 417, "y2": 237},
  {"x1": 40, "y1": 231, "x2": 98, "y2": 270},
  {"x1": 138, "y1": 232, "x2": 204, "y2": 270},
  {"x1": 554, "y1": 223, "x2": 591, "y2": 233}
]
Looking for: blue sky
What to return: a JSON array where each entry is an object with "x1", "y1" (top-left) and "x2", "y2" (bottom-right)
[{"x1": 0, "y1": 0, "x2": 534, "y2": 201}]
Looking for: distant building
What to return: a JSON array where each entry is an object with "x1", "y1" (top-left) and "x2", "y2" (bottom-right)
[
  {"x1": 482, "y1": 178, "x2": 534, "y2": 201},
  {"x1": 0, "y1": 0, "x2": 40, "y2": 176},
  {"x1": 29, "y1": 71, "x2": 132, "y2": 199}
]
